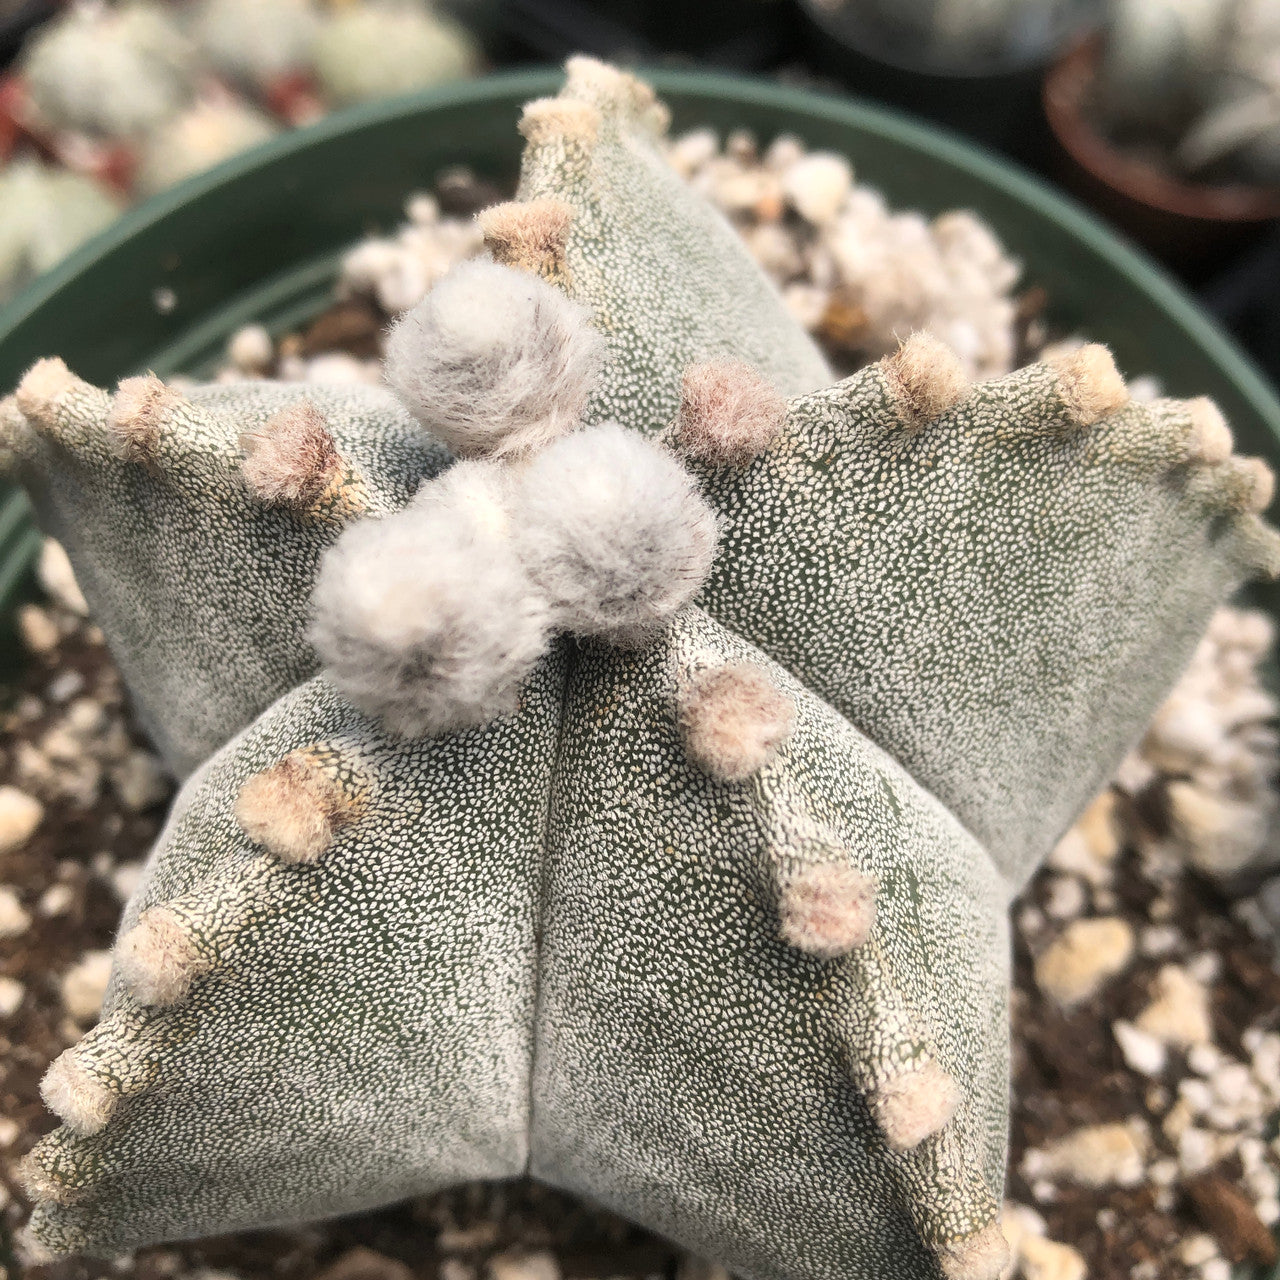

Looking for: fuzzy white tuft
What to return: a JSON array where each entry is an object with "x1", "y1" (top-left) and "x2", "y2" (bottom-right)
[
  {"x1": 116, "y1": 906, "x2": 208, "y2": 1007},
  {"x1": 1185, "y1": 396, "x2": 1233, "y2": 464},
  {"x1": 938, "y1": 1220, "x2": 1012, "y2": 1280},
  {"x1": 40, "y1": 1049, "x2": 116, "y2": 1136},
  {"x1": 384, "y1": 259, "x2": 604, "y2": 460},
  {"x1": 479, "y1": 198, "x2": 574, "y2": 277},
  {"x1": 673, "y1": 361, "x2": 788, "y2": 466},
  {"x1": 871, "y1": 1058, "x2": 963, "y2": 1150},
  {"x1": 1047, "y1": 344, "x2": 1129, "y2": 427},
  {"x1": 235, "y1": 750, "x2": 354, "y2": 863},
  {"x1": 778, "y1": 862, "x2": 877, "y2": 958},
  {"x1": 240, "y1": 399, "x2": 342, "y2": 508},
  {"x1": 15, "y1": 357, "x2": 79, "y2": 431},
  {"x1": 511, "y1": 423, "x2": 719, "y2": 647},
  {"x1": 108, "y1": 374, "x2": 182, "y2": 462},
  {"x1": 679, "y1": 662, "x2": 796, "y2": 781},
  {"x1": 1239, "y1": 457, "x2": 1275, "y2": 513},
  {"x1": 518, "y1": 97, "x2": 602, "y2": 147},
  {"x1": 882, "y1": 332, "x2": 970, "y2": 429},
  {"x1": 310, "y1": 462, "x2": 552, "y2": 739},
  {"x1": 16, "y1": 1152, "x2": 77, "y2": 1206}
]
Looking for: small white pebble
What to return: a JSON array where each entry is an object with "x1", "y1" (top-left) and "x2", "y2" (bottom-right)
[
  {"x1": 37, "y1": 539, "x2": 88, "y2": 615},
  {"x1": 38, "y1": 883, "x2": 74, "y2": 917},
  {"x1": 487, "y1": 1251, "x2": 560, "y2": 1280},
  {"x1": 1034, "y1": 917, "x2": 1135, "y2": 1007},
  {"x1": 781, "y1": 153, "x2": 853, "y2": 225},
  {"x1": 1258, "y1": 1197, "x2": 1280, "y2": 1226},
  {"x1": 1043, "y1": 874, "x2": 1087, "y2": 921},
  {"x1": 1188, "y1": 1043, "x2": 1222, "y2": 1076},
  {"x1": 227, "y1": 324, "x2": 274, "y2": 371},
  {"x1": 1140, "y1": 924, "x2": 1182, "y2": 957},
  {"x1": 1202, "y1": 1260, "x2": 1231, "y2": 1280},
  {"x1": 0, "y1": 974, "x2": 25, "y2": 1017},
  {"x1": 1179, "y1": 1234, "x2": 1219, "y2": 1267},
  {"x1": 61, "y1": 949, "x2": 113, "y2": 1024},
  {"x1": 0, "y1": 786, "x2": 43, "y2": 854},
  {"x1": 1113, "y1": 1020, "x2": 1167, "y2": 1076},
  {"x1": 111, "y1": 861, "x2": 144, "y2": 903},
  {"x1": 0, "y1": 886, "x2": 31, "y2": 939}
]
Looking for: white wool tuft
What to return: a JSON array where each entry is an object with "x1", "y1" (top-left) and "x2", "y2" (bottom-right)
[
  {"x1": 511, "y1": 423, "x2": 719, "y2": 646},
  {"x1": 40, "y1": 1049, "x2": 116, "y2": 1135},
  {"x1": 872, "y1": 1058, "x2": 963, "y2": 1149},
  {"x1": 674, "y1": 361, "x2": 788, "y2": 465},
  {"x1": 938, "y1": 1220, "x2": 1012, "y2": 1280},
  {"x1": 235, "y1": 750, "x2": 353, "y2": 864},
  {"x1": 310, "y1": 462, "x2": 552, "y2": 739},
  {"x1": 117, "y1": 906, "x2": 207, "y2": 1007},
  {"x1": 778, "y1": 862, "x2": 877, "y2": 958},
  {"x1": 679, "y1": 661, "x2": 796, "y2": 781},
  {"x1": 383, "y1": 259, "x2": 603, "y2": 459}
]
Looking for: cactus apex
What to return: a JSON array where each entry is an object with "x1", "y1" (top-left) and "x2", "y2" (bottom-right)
[
  {"x1": 563, "y1": 55, "x2": 669, "y2": 135},
  {"x1": 15, "y1": 357, "x2": 84, "y2": 432},
  {"x1": 40, "y1": 1047, "x2": 119, "y2": 1136},
  {"x1": 1185, "y1": 396, "x2": 1234, "y2": 464},
  {"x1": 1046, "y1": 344, "x2": 1129, "y2": 428},
  {"x1": 778, "y1": 862, "x2": 877, "y2": 957},
  {"x1": 871, "y1": 1057, "x2": 963, "y2": 1150},
  {"x1": 672, "y1": 360, "x2": 789, "y2": 466},
  {"x1": 881, "y1": 332, "x2": 970, "y2": 430},
  {"x1": 117, "y1": 905, "x2": 210, "y2": 1007},
  {"x1": 937, "y1": 1219, "x2": 1013, "y2": 1280},
  {"x1": 518, "y1": 98, "x2": 601, "y2": 149},
  {"x1": 234, "y1": 746, "x2": 363, "y2": 864},
  {"x1": 479, "y1": 198, "x2": 574, "y2": 282},
  {"x1": 678, "y1": 660, "x2": 796, "y2": 781},
  {"x1": 107, "y1": 374, "x2": 184, "y2": 463}
]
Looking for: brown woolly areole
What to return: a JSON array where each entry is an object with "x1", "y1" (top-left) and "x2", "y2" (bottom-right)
[
  {"x1": 564, "y1": 55, "x2": 670, "y2": 135},
  {"x1": 117, "y1": 905, "x2": 210, "y2": 1007},
  {"x1": 1186, "y1": 396, "x2": 1234, "y2": 464},
  {"x1": 518, "y1": 98, "x2": 601, "y2": 148},
  {"x1": 678, "y1": 661, "x2": 796, "y2": 781},
  {"x1": 880, "y1": 333, "x2": 970, "y2": 430},
  {"x1": 234, "y1": 750, "x2": 359, "y2": 864},
  {"x1": 479, "y1": 199, "x2": 575, "y2": 279},
  {"x1": 673, "y1": 361, "x2": 788, "y2": 466},
  {"x1": 108, "y1": 374, "x2": 184, "y2": 463},
  {"x1": 937, "y1": 1219, "x2": 1012, "y2": 1280},
  {"x1": 40, "y1": 1049, "x2": 117, "y2": 1136},
  {"x1": 777, "y1": 862, "x2": 877, "y2": 958},
  {"x1": 1046, "y1": 344, "x2": 1129, "y2": 428},
  {"x1": 871, "y1": 1057, "x2": 963, "y2": 1150},
  {"x1": 1237, "y1": 457, "x2": 1276, "y2": 513},
  {"x1": 15, "y1": 357, "x2": 81, "y2": 431},
  {"x1": 240, "y1": 399, "x2": 344, "y2": 509}
]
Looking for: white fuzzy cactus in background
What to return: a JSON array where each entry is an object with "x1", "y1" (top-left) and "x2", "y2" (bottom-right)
[{"x1": 4, "y1": 58, "x2": 1280, "y2": 1280}]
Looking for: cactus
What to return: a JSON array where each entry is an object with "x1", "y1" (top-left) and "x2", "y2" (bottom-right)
[{"x1": 5, "y1": 57, "x2": 1279, "y2": 1280}]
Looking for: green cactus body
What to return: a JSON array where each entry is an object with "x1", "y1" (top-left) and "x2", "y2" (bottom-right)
[{"x1": 7, "y1": 57, "x2": 1278, "y2": 1280}]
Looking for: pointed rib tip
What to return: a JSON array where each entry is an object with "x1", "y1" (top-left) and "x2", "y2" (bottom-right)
[
  {"x1": 563, "y1": 55, "x2": 658, "y2": 120},
  {"x1": 1047, "y1": 343, "x2": 1129, "y2": 428},
  {"x1": 478, "y1": 198, "x2": 575, "y2": 277},
  {"x1": 16, "y1": 1148, "x2": 82, "y2": 1207},
  {"x1": 107, "y1": 373, "x2": 181, "y2": 463},
  {"x1": 872, "y1": 1058, "x2": 963, "y2": 1150},
  {"x1": 678, "y1": 661, "x2": 796, "y2": 780},
  {"x1": 938, "y1": 1220, "x2": 1012, "y2": 1280},
  {"x1": 673, "y1": 361, "x2": 788, "y2": 466},
  {"x1": 117, "y1": 906, "x2": 208, "y2": 1007},
  {"x1": 1184, "y1": 396, "x2": 1234, "y2": 465},
  {"x1": 779, "y1": 862, "x2": 876, "y2": 958},
  {"x1": 15, "y1": 357, "x2": 83, "y2": 432},
  {"x1": 1235, "y1": 515, "x2": 1280, "y2": 580},
  {"x1": 41, "y1": 1048, "x2": 117, "y2": 1136},
  {"x1": 883, "y1": 332, "x2": 970, "y2": 428},
  {"x1": 235, "y1": 748, "x2": 359, "y2": 864},
  {"x1": 240, "y1": 399, "x2": 343, "y2": 509},
  {"x1": 518, "y1": 98, "x2": 601, "y2": 148}
]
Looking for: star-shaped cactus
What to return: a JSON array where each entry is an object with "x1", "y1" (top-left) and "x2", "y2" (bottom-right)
[{"x1": 5, "y1": 58, "x2": 1279, "y2": 1280}]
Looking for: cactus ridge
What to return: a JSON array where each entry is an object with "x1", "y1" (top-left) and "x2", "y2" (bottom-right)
[{"x1": 9, "y1": 56, "x2": 1280, "y2": 1280}]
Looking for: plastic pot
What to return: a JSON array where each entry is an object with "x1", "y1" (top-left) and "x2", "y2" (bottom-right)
[
  {"x1": 0, "y1": 63, "x2": 1279, "y2": 616},
  {"x1": 1044, "y1": 36, "x2": 1280, "y2": 275}
]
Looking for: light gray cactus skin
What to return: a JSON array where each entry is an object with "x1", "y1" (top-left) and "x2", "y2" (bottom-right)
[
  {"x1": 2, "y1": 380, "x2": 447, "y2": 775},
  {"x1": 10, "y1": 55, "x2": 1280, "y2": 1280}
]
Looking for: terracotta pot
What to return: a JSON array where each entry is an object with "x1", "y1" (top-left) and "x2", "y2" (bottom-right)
[{"x1": 1044, "y1": 35, "x2": 1280, "y2": 273}]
